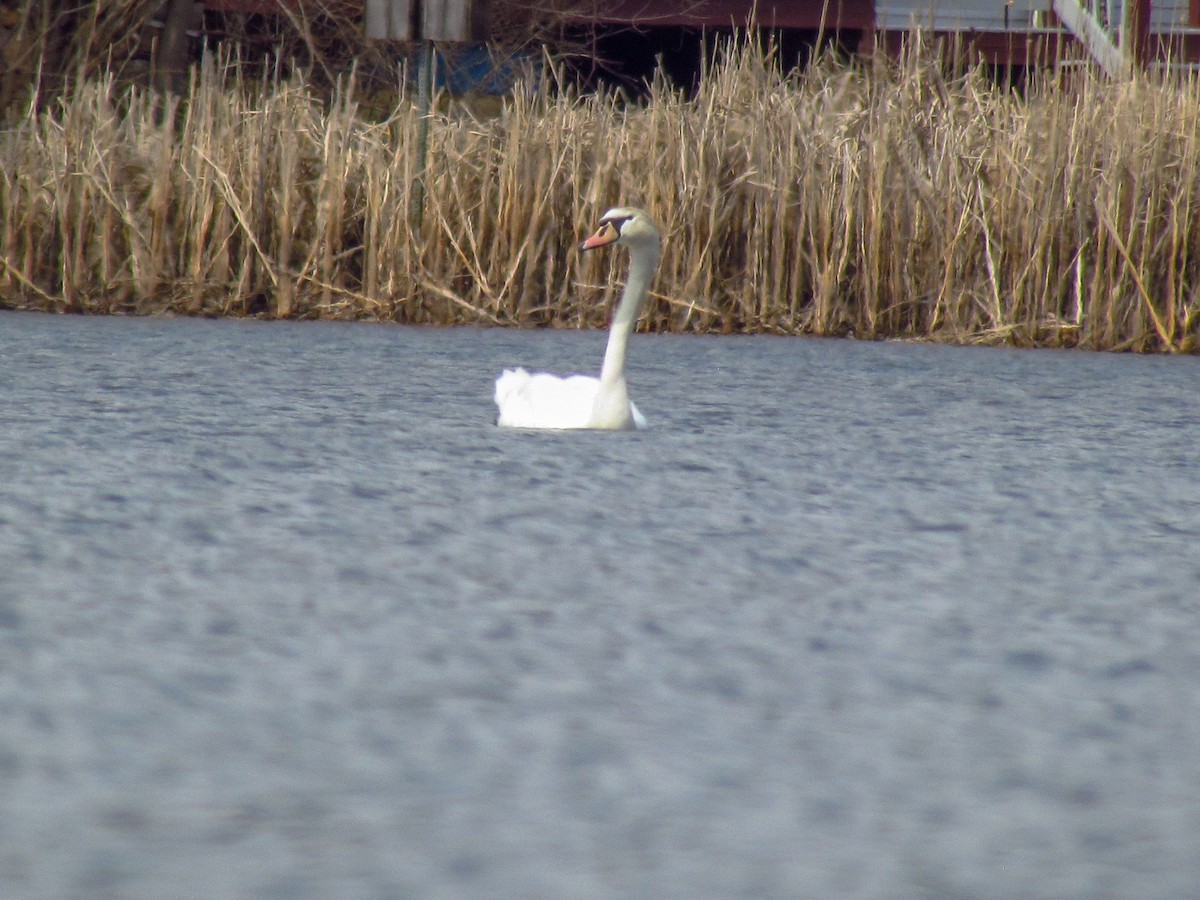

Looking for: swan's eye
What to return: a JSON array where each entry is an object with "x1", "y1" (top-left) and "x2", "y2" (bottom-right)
[{"x1": 601, "y1": 215, "x2": 632, "y2": 234}]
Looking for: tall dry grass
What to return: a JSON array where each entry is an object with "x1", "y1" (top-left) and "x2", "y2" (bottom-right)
[{"x1": 2, "y1": 41, "x2": 1200, "y2": 351}]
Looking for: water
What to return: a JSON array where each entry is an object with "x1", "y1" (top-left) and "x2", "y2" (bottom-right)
[{"x1": 2, "y1": 311, "x2": 1199, "y2": 898}]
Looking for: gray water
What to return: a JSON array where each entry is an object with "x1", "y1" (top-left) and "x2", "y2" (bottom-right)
[{"x1": 2, "y1": 311, "x2": 1200, "y2": 899}]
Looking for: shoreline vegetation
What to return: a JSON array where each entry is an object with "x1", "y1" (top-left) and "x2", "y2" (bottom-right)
[{"x1": 2, "y1": 42, "x2": 1199, "y2": 353}]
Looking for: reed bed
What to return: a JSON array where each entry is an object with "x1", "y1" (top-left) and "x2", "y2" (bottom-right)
[{"x1": 3, "y1": 43, "x2": 1200, "y2": 351}]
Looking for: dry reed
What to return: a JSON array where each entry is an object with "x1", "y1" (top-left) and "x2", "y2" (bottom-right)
[{"x1": 3, "y1": 41, "x2": 1200, "y2": 351}]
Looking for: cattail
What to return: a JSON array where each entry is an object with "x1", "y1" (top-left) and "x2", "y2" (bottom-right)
[{"x1": 0, "y1": 41, "x2": 1197, "y2": 352}]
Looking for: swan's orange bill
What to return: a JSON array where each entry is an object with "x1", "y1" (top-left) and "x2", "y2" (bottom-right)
[{"x1": 581, "y1": 222, "x2": 619, "y2": 251}]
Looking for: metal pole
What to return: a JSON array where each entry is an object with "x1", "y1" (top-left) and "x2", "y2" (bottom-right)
[{"x1": 411, "y1": 40, "x2": 435, "y2": 228}]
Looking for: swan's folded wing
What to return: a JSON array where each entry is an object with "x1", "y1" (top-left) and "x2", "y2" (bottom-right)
[{"x1": 495, "y1": 369, "x2": 602, "y2": 429}]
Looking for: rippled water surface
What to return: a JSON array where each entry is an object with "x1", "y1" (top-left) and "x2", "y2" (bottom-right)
[{"x1": 3, "y1": 312, "x2": 1200, "y2": 898}]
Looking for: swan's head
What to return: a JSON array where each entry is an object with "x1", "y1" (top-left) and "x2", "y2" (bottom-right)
[{"x1": 580, "y1": 207, "x2": 661, "y2": 254}]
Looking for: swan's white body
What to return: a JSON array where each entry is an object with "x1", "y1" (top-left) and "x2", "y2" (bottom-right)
[
  {"x1": 494, "y1": 369, "x2": 647, "y2": 430},
  {"x1": 495, "y1": 207, "x2": 661, "y2": 431}
]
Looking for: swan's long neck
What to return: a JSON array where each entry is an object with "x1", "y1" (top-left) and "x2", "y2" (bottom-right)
[{"x1": 599, "y1": 240, "x2": 659, "y2": 385}]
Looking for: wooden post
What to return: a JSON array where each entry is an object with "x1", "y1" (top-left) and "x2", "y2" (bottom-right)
[
  {"x1": 1121, "y1": 0, "x2": 1151, "y2": 67},
  {"x1": 153, "y1": 0, "x2": 203, "y2": 95}
]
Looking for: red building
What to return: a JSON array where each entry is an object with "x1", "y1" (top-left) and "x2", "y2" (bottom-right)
[{"x1": 192, "y1": 0, "x2": 1200, "y2": 75}]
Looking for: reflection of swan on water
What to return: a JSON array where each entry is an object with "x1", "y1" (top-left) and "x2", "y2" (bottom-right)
[{"x1": 494, "y1": 207, "x2": 661, "y2": 430}]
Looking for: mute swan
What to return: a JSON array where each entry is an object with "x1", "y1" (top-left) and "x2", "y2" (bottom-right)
[{"x1": 494, "y1": 206, "x2": 661, "y2": 430}]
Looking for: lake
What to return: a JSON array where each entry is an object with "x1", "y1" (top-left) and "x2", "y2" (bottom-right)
[{"x1": 2, "y1": 311, "x2": 1199, "y2": 898}]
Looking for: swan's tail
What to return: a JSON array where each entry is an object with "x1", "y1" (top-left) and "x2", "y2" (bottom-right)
[{"x1": 494, "y1": 367, "x2": 530, "y2": 407}]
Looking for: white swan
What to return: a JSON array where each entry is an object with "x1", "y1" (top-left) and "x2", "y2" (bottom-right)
[{"x1": 494, "y1": 207, "x2": 661, "y2": 430}]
